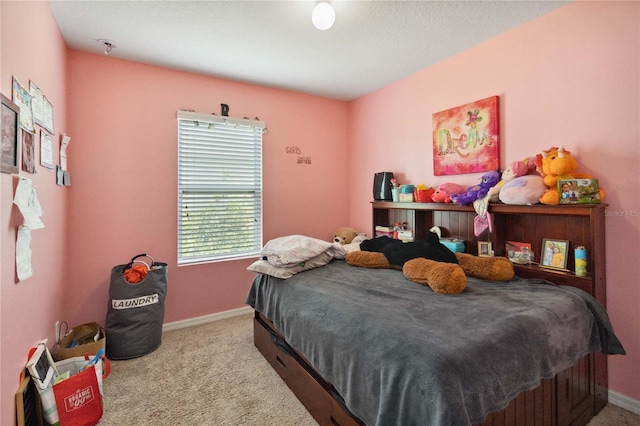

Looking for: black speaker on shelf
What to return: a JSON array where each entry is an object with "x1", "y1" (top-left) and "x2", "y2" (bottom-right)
[{"x1": 373, "y1": 172, "x2": 394, "y2": 201}]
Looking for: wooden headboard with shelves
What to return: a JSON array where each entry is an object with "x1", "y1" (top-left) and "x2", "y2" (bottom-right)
[{"x1": 372, "y1": 202, "x2": 606, "y2": 303}]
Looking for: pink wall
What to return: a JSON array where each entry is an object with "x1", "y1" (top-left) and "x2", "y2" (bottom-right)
[
  {"x1": 348, "y1": 1, "x2": 639, "y2": 402},
  {"x1": 63, "y1": 51, "x2": 350, "y2": 326},
  {"x1": 1, "y1": 1, "x2": 69, "y2": 421},
  {"x1": 1, "y1": 3, "x2": 349, "y2": 424}
]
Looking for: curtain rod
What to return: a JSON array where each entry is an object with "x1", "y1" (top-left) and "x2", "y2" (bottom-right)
[{"x1": 177, "y1": 109, "x2": 266, "y2": 129}]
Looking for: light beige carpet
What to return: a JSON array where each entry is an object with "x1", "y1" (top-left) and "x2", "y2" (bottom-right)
[
  {"x1": 99, "y1": 313, "x2": 639, "y2": 426},
  {"x1": 100, "y1": 313, "x2": 316, "y2": 425}
]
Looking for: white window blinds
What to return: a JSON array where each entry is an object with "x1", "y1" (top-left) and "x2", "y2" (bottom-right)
[{"x1": 177, "y1": 111, "x2": 265, "y2": 265}]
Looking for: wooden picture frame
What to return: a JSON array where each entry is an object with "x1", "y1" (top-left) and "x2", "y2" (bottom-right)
[
  {"x1": 1, "y1": 93, "x2": 20, "y2": 174},
  {"x1": 478, "y1": 241, "x2": 492, "y2": 257},
  {"x1": 16, "y1": 374, "x2": 43, "y2": 426},
  {"x1": 540, "y1": 238, "x2": 569, "y2": 271},
  {"x1": 22, "y1": 130, "x2": 36, "y2": 173}
]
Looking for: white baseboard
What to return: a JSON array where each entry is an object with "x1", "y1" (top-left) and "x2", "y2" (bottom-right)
[
  {"x1": 609, "y1": 389, "x2": 640, "y2": 416},
  {"x1": 162, "y1": 306, "x2": 253, "y2": 332}
]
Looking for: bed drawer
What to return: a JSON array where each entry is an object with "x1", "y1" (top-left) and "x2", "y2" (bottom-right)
[
  {"x1": 477, "y1": 378, "x2": 556, "y2": 426},
  {"x1": 253, "y1": 317, "x2": 363, "y2": 426}
]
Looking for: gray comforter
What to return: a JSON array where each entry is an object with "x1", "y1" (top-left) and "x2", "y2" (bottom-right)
[{"x1": 245, "y1": 260, "x2": 624, "y2": 426}]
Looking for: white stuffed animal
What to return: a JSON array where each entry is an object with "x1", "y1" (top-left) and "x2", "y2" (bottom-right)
[
  {"x1": 499, "y1": 175, "x2": 547, "y2": 205},
  {"x1": 343, "y1": 233, "x2": 368, "y2": 253}
]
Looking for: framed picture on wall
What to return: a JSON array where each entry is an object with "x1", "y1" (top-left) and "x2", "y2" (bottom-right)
[
  {"x1": 1, "y1": 93, "x2": 20, "y2": 174},
  {"x1": 22, "y1": 130, "x2": 36, "y2": 174}
]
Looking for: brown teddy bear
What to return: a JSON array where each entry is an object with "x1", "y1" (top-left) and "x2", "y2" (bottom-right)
[
  {"x1": 346, "y1": 232, "x2": 514, "y2": 294},
  {"x1": 333, "y1": 227, "x2": 359, "y2": 245}
]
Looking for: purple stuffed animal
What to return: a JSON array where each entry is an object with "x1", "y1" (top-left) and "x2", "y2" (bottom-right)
[{"x1": 450, "y1": 171, "x2": 501, "y2": 206}]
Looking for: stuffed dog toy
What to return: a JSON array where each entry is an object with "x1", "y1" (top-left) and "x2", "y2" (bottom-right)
[{"x1": 346, "y1": 232, "x2": 514, "y2": 294}]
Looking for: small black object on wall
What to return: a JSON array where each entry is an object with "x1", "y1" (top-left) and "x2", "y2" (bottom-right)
[{"x1": 373, "y1": 172, "x2": 394, "y2": 201}]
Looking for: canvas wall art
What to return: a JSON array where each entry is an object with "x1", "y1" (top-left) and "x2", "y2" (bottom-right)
[{"x1": 433, "y1": 96, "x2": 500, "y2": 175}]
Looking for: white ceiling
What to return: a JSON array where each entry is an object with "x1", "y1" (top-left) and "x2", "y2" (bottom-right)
[{"x1": 48, "y1": 0, "x2": 569, "y2": 101}]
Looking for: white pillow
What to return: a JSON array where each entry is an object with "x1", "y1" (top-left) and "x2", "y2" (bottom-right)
[
  {"x1": 343, "y1": 242, "x2": 361, "y2": 253},
  {"x1": 247, "y1": 252, "x2": 333, "y2": 279},
  {"x1": 261, "y1": 235, "x2": 346, "y2": 267}
]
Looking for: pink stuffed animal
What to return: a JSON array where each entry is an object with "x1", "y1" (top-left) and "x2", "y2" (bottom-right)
[
  {"x1": 431, "y1": 183, "x2": 466, "y2": 203},
  {"x1": 486, "y1": 159, "x2": 538, "y2": 201}
]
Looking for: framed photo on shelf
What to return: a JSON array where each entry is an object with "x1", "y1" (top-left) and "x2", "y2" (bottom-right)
[
  {"x1": 478, "y1": 241, "x2": 492, "y2": 257},
  {"x1": 540, "y1": 238, "x2": 569, "y2": 271},
  {"x1": 506, "y1": 241, "x2": 533, "y2": 264},
  {"x1": 558, "y1": 178, "x2": 601, "y2": 204},
  {"x1": 1, "y1": 93, "x2": 20, "y2": 174}
]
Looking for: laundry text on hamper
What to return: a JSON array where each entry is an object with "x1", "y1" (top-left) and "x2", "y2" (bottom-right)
[{"x1": 111, "y1": 293, "x2": 159, "y2": 309}]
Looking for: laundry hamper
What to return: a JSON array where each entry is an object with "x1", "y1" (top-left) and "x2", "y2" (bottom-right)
[{"x1": 105, "y1": 254, "x2": 168, "y2": 360}]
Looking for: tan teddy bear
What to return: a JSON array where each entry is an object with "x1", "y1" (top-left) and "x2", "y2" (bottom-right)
[{"x1": 333, "y1": 227, "x2": 359, "y2": 245}]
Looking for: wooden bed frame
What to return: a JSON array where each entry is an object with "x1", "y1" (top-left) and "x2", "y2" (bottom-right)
[{"x1": 253, "y1": 203, "x2": 608, "y2": 426}]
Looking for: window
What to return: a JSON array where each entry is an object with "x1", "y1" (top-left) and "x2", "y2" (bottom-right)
[{"x1": 177, "y1": 111, "x2": 265, "y2": 265}]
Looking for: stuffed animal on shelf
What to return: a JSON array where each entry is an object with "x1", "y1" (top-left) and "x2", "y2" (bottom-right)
[
  {"x1": 499, "y1": 175, "x2": 547, "y2": 205},
  {"x1": 333, "y1": 227, "x2": 359, "y2": 245},
  {"x1": 431, "y1": 183, "x2": 467, "y2": 203},
  {"x1": 346, "y1": 232, "x2": 514, "y2": 294},
  {"x1": 450, "y1": 171, "x2": 500, "y2": 206},
  {"x1": 536, "y1": 146, "x2": 603, "y2": 205},
  {"x1": 474, "y1": 162, "x2": 538, "y2": 235},
  {"x1": 486, "y1": 159, "x2": 538, "y2": 202}
]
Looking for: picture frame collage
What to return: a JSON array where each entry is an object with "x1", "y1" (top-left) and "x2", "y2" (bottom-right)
[{"x1": 2, "y1": 76, "x2": 58, "y2": 176}]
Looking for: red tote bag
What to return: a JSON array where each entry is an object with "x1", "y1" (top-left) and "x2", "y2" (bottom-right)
[{"x1": 52, "y1": 364, "x2": 103, "y2": 426}]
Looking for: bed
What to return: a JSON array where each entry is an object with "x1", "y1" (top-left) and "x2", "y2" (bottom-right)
[{"x1": 246, "y1": 203, "x2": 625, "y2": 426}]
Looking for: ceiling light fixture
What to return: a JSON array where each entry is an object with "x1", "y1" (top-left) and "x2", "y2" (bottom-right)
[
  {"x1": 97, "y1": 39, "x2": 117, "y2": 55},
  {"x1": 312, "y1": 2, "x2": 335, "y2": 31}
]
